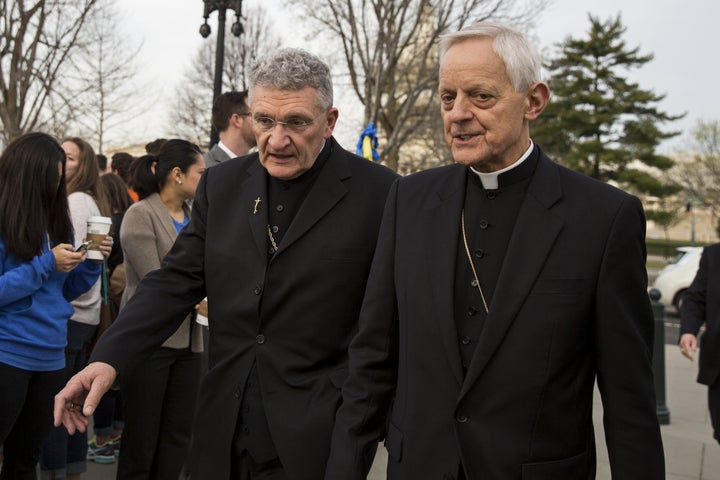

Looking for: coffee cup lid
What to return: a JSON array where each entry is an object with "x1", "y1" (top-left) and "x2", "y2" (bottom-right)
[{"x1": 87, "y1": 216, "x2": 112, "y2": 224}]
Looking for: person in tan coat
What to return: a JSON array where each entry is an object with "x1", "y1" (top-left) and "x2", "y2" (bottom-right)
[{"x1": 115, "y1": 139, "x2": 205, "y2": 479}]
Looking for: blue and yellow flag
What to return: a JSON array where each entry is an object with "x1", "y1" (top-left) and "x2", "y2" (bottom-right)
[{"x1": 356, "y1": 122, "x2": 380, "y2": 162}]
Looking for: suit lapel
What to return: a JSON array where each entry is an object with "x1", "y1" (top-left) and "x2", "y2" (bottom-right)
[
  {"x1": 212, "y1": 144, "x2": 232, "y2": 163},
  {"x1": 425, "y1": 165, "x2": 467, "y2": 387},
  {"x1": 275, "y1": 142, "x2": 349, "y2": 255},
  {"x1": 239, "y1": 160, "x2": 270, "y2": 260},
  {"x1": 459, "y1": 154, "x2": 564, "y2": 399},
  {"x1": 147, "y1": 194, "x2": 180, "y2": 244}
]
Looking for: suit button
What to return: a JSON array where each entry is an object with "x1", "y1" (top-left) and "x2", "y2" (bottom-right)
[
  {"x1": 253, "y1": 285, "x2": 263, "y2": 295},
  {"x1": 467, "y1": 307, "x2": 478, "y2": 316},
  {"x1": 256, "y1": 334, "x2": 266, "y2": 345},
  {"x1": 456, "y1": 414, "x2": 468, "y2": 423},
  {"x1": 461, "y1": 335, "x2": 471, "y2": 345},
  {"x1": 487, "y1": 191, "x2": 497, "y2": 199},
  {"x1": 479, "y1": 219, "x2": 489, "y2": 229},
  {"x1": 233, "y1": 388, "x2": 241, "y2": 399},
  {"x1": 473, "y1": 249, "x2": 485, "y2": 259}
]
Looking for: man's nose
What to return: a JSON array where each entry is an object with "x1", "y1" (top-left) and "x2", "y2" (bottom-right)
[
  {"x1": 266, "y1": 131, "x2": 291, "y2": 149},
  {"x1": 446, "y1": 95, "x2": 474, "y2": 122}
]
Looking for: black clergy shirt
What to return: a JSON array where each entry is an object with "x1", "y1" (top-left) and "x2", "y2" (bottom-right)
[
  {"x1": 232, "y1": 140, "x2": 331, "y2": 463},
  {"x1": 453, "y1": 147, "x2": 539, "y2": 372}
]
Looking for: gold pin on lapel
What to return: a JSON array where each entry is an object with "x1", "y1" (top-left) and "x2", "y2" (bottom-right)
[{"x1": 253, "y1": 197, "x2": 261, "y2": 214}]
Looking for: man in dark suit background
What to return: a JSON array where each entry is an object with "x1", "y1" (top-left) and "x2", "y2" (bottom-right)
[
  {"x1": 204, "y1": 90, "x2": 257, "y2": 168},
  {"x1": 680, "y1": 243, "x2": 720, "y2": 445},
  {"x1": 54, "y1": 48, "x2": 398, "y2": 479},
  {"x1": 326, "y1": 22, "x2": 664, "y2": 479}
]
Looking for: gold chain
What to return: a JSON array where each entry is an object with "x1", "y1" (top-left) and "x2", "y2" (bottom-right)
[
  {"x1": 267, "y1": 224, "x2": 279, "y2": 253},
  {"x1": 461, "y1": 209, "x2": 489, "y2": 314}
]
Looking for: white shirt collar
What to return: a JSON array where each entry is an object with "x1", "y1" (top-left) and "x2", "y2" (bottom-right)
[
  {"x1": 218, "y1": 140, "x2": 241, "y2": 160},
  {"x1": 470, "y1": 140, "x2": 534, "y2": 190}
]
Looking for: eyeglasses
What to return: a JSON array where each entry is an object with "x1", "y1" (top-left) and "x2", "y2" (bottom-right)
[{"x1": 252, "y1": 112, "x2": 326, "y2": 134}]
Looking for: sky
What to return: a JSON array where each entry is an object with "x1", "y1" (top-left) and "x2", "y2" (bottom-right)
[{"x1": 117, "y1": 0, "x2": 715, "y2": 154}]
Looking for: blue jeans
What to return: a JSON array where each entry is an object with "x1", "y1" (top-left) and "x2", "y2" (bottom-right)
[{"x1": 39, "y1": 320, "x2": 97, "y2": 477}]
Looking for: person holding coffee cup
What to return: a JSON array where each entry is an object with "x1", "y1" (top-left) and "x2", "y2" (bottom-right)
[
  {"x1": 40, "y1": 137, "x2": 113, "y2": 480},
  {"x1": 0, "y1": 133, "x2": 105, "y2": 478}
]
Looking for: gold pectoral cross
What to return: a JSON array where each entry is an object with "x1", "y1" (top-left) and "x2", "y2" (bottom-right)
[{"x1": 253, "y1": 197, "x2": 261, "y2": 214}]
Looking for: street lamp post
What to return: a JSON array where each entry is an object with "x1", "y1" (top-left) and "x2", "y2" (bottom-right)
[{"x1": 199, "y1": 0, "x2": 244, "y2": 148}]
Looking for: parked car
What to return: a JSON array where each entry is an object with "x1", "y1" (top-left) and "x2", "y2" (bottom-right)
[{"x1": 651, "y1": 246, "x2": 704, "y2": 308}]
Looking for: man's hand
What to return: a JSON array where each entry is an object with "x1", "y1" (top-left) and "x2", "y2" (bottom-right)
[
  {"x1": 53, "y1": 362, "x2": 117, "y2": 434},
  {"x1": 679, "y1": 333, "x2": 698, "y2": 361}
]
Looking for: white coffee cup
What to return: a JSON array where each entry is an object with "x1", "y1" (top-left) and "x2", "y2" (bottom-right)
[{"x1": 86, "y1": 216, "x2": 112, "y2": 260}]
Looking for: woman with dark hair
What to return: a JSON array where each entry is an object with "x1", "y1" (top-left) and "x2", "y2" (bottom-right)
[
  {"x1": 117, "y1": 139, "x2": 205, "y2": 479},
  {"x1": 41, "y1": 137, "x2": 112, "y2": 480},
  {"x1": 0, "y1": 132, "x2": 107, "y2": 478},
  {"x1": 85, "y1": 172, "x2": 134, "y2": 463}
]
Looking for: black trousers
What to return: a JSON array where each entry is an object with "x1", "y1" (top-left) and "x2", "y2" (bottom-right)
[
  {"x1": 230, "y1": 451, "x2": 288, "y2": 480},
  {"x1": 710, "y1": 376, "x2": 720, "y2": 444},
  {"x1": 117, "y1": 347, "x2": 201, "y2": 480},
  {"x1": 0, "y1": 362, "x2": 64, "y2": 480}
]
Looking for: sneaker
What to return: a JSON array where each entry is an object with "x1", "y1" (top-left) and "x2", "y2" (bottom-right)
[
  {"x1": 106, "y1": 432, "x2": 122, "y2": 458},
  {"x1": 87, "y1": 437, "x2": 116, "y2": 464}
]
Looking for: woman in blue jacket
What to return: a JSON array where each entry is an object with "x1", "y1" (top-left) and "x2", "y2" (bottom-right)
[{"x1": 0, "y1": 132, "x2": 109, "y2": 478}]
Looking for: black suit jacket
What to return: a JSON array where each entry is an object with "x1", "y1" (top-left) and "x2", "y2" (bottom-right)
[
  {"x1": 91, "y1": 137, "x2": 399, "y2": 479},
  {"x1": 680, "y1": 243, "x2": 720, "y2": 386},
  {"x1": 326, "y1": 147, "x2": 664, "y2": 479}
]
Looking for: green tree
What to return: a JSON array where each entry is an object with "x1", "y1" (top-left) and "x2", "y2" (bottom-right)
[{"x1": 533, "y1": 14, "x2": 683, "y2": 195}]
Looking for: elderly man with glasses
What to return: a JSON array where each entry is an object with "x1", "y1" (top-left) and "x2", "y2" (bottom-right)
[{"x1": 54, "y1": 48, "x2": 399, "y2": 480}]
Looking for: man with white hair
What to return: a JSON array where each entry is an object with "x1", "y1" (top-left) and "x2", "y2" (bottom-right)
[{"x1": 327, "y1": 21, "x2": 664, "y2": 479}]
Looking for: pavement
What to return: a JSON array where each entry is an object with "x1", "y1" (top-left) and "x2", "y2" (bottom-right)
[{"x1": 76, "y1": 343, "x2": 718, "y2": 480}]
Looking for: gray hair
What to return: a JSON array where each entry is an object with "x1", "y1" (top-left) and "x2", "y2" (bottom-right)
[
  {"x1": 249, "y1": 48, "x2": 334, "y2": 110},
  {"x1": 439, "y1": 22, "x2": 542, "y2": 92}
]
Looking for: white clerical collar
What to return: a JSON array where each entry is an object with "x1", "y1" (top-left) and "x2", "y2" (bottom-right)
[
  {"x1": 218, "y1": 140, "x2": 241, "y2": 160},
  {"x1": 470, "y1": 140, "x2": 534, "y2": 190}
]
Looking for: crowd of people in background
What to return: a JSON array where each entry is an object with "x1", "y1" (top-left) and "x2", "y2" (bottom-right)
[{"x1": 0, "y1": 80, "x2": 261, "y2": 479}]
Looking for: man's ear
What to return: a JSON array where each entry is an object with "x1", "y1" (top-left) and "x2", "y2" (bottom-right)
[
  {"x1": 324, "y1": 108, "x2": 339, "y2": 139},
  {"x1": 230, "y1": 113, "x2": 244, "y2": 128},
  {"x1": 524, "y1": 82, "x2": 550, "y2": 121}
]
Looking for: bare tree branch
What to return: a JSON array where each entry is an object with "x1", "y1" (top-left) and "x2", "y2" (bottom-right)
[
  {"x1": 289, "y1": 0, "x2": 548, "y2": 172},
  {"x1": 0, "y1": 0, "x2": 98, "y2": 144},
  {"x1": 169, "y1": 5, "x2": 282, "y2": 149},
  {"x1": 53, "y1": 0, "x2": 145, "y2": 153}
]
